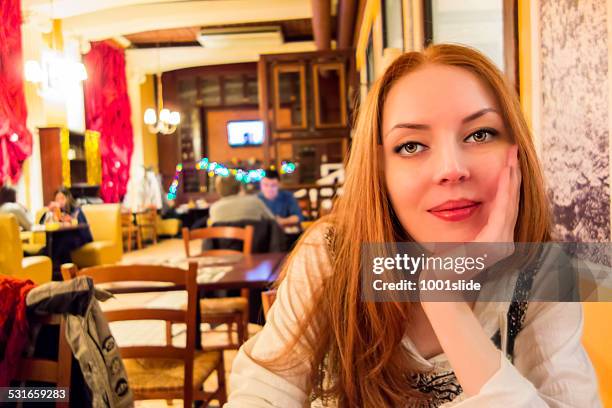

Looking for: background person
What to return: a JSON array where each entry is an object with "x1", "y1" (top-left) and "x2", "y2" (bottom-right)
[
  {"x1": 41, "y1": 187, "x2": 93, "y2": 266},
  {"x1": 258, "y1": 168, "x2": 303, "y2": 233},
  {"x1": 0, "y1": 186, "x2": 32, "y2": 231},
  {"x1": 209, "y1": 176, "x2": 275, "y2": 225}
]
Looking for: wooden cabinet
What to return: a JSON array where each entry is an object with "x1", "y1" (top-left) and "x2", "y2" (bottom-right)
[
  {"x1": 272, "y1": 63, "x2": 307, "y2": 130},
  {"x1": 39, "y1": 127, "x2": 101, "y2": 204},
  {"x1": 259, "y1": 49, "x2": 356, "y2": 184}
]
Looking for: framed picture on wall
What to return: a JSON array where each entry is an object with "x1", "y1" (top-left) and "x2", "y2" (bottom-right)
[{"x1": 422, "y1": 0, "x2": 517, "y2": 88}]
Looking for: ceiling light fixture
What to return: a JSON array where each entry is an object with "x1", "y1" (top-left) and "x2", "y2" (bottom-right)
[{"x1": 143, "y1": 44, "x2": 180, "y2": 135}]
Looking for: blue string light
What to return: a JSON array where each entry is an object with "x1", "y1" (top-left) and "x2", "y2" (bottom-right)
[{"x1": 166, "y1": 159, "x2": 296, "y2": 200}]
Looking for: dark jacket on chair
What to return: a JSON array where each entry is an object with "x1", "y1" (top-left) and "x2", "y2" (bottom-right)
[
  {"x1": 203, "y1": 218, "x2": 288, "y2": 253},
  {"x1": 26, "y1": 276, "x2": 133, "y2": 408}
]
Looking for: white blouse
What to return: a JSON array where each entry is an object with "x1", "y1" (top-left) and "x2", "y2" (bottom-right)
[{"x1": 225, "y1": 224, "x2": 602, "y2": 407}]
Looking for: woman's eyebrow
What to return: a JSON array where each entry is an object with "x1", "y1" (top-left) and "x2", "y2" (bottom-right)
[
  {"x1": 383, "y1": 123, "x2": 430, "y2": 140},
  {"x1": 461, "y1": 107, "x2": 499, "y2": 124},
  {"x1": 384, "y1": 108, "x2": 499, "y2": 139}
]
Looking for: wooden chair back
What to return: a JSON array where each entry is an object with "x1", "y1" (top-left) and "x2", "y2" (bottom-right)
[
  {"x1": 136, "y1": 208, "x2": 158, "y2": 244},
  {"x1": 182, "y1": 225, "x2": 254, "y2": 258},
  {"x1": 121, "y1": 212, "x2": 133, "y2": 227},
  {"x1": 61, "y1": 262, "x2": 199, "y2": 405},
  {"x1": 137, "y1": 208, "x2": 157, "y2": 225},
  {"x1": 261, "y1": 289, "x2": 277, "y2": 319},
  {"x1": 14, "y1": 314, "x2": 71, "y2": 408}
]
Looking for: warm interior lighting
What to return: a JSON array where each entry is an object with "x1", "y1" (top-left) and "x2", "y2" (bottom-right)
[
  {"x1": 143, "y1": 72, "x2": 180, "y2": 135},
  {"x1": 24, "y1": 60, "x2": 43, "y2": 83},
  {"x1": 144, "y1": 108, "x2": 157, "y2": 125}
]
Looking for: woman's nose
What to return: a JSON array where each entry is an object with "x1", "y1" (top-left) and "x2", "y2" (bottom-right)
[{"x1": 431, "y1": 143, "x2": 470, "y2": 185}]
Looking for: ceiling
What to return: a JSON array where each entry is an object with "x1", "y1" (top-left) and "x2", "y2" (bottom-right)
[
  {"x1": 125, "y1": 17, "x2": 337, "y2": 48},
  {"x1": 22, "y1": 0, "x2": 338, "y2": 72}
]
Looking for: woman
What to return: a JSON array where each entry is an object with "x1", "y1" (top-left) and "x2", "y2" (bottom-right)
[
  {"x1": 41, "y1": 188, "x2": 93, "y2": 265},
  {"x1": 42, "y1": 187, "x2": 86, "y2": 224},
  {"x1": 226, "y1": 44, "x2": 601, "y2": 406}
]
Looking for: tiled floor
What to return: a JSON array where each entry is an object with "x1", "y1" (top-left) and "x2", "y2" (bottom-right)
[{"x1": 108, "y1": 239, "x2": 261, "y2": 407}]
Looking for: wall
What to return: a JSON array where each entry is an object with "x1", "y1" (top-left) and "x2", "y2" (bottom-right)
[
  {"x1": 538, "y1": 0, "x2": 610, "y2": 244},
  {"x1": 206, "y1": 108, "x2": 263, "y2": 164},
  {"x1": 127, "y1": 71, "x2": 159, "y2": 179},
  {"x1": 17, "y1": 21, "x2": 88, "y2": 212},
  {"x1": 141, "y1": 75, "x2": 159, "y2": 170}
]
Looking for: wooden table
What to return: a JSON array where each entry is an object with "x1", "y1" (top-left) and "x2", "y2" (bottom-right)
[
  {"x1": 103, "y1": 252, "x2": 287, "y2": 348},
  {"x1": 32, "y1": 223, "x2": 90, "y2": 280},
  {"x1": 107, "y1": 252, "x2": 286, "y2": 294}
]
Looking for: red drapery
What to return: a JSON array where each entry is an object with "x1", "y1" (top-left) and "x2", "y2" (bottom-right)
[
  {"x1": 83, "y1": 41, "x2": 133, "y2": 203},
  {"x1": 0, "y1": 0, "x2": 33, "y2": 186}
]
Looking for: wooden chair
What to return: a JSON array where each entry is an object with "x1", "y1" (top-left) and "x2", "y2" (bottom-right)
[
  {"x1": 121, "y1": 211, "x2": 142, "y2": 251},
  {"x1": 261, "y1": 289, "x2": 277, "y2": 319},
  {"x1": 179, "y1": 226, "x2": 253, "y2": 350},
  {"x1": 14, "y1": 315, "x2": 71, "y2": 408},
  {"x1": 62, "y1": 263, "x2": 227, "y2": 407},
  {"x1": 136, "y1": 208, "x2": 158, "y2": 245}
]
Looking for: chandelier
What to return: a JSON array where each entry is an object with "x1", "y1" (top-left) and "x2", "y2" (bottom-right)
[
  {"x1": 143, "y1": 69, "x2": 180, "y2": 134},
  {"x1": 24, "y1": 19, "x2": 88, "y2": 97}
]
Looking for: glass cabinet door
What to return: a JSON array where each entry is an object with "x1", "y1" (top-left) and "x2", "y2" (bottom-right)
[
  {"x1": 313, "y1": 62, "x2": 347, "y2": 128},
  {"x1": 272, "y1": 63, "x2": 307, "y2": 130}
]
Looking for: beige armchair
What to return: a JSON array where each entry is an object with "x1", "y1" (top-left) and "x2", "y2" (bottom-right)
[
  {"x1": 0, "y1": 213, "x2": 52, "y2": 284},
  {"x1": 157, "y1": 215, "x2": 181, "y2": 237},
  {"x1": 70, "y1": 204, "x2": 123, "y2": 268}
]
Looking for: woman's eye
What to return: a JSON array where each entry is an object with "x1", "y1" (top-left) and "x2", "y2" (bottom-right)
[
  {"x1": 394, "y1": 142, "x2": 427, "y2": 156},
  {"x1": 465, "y1": 128, "x2": 498, "y2": 143}
]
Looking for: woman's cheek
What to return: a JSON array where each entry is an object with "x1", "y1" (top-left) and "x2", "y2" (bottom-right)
[{"x1": 481, "y1": 163, "x2": 505, "y2": 204}]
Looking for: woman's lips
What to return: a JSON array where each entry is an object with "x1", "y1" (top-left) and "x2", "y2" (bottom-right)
[{"x1": 427, "y1": 200, "x2": 482, "y2": 222}]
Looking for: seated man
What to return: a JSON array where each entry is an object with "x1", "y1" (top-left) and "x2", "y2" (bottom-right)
[
  {"x1": 257, "y1": 169, "x2": 303, "y2": 246},
  {"x1": 209, "y1": 176, "x2": 275, "y2": 224},
  {"x1": 0, "y1": 186, "x2": 32, "y2": 231}
]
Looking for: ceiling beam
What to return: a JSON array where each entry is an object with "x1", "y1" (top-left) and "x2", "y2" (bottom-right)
[
  {"x1": 23, "y1": 0, "x2": 173, "y2": 19},
  {"x1": 125, "y1": 41, "x2": 317, "y2": 74},
  {"x1": 311, "y1": 0, "x2": 332, "y2": 50},
  {"x1": 59, "y1": 0, "x2": 313, "y2": 41},
  {"x1": 337, "y1": 0, "x2": 357, "y2": 49}
]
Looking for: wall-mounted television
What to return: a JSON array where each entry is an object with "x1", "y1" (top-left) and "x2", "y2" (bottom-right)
[{"x1": 227, "y1": 120, "x2": 264, "y2": 147}]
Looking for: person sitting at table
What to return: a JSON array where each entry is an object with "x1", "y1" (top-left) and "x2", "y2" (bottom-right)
[
  {"x1": 41, "y1": 187, "x2": 93, "y2": 265},
  {"x1": 257, "y1": 168, "x2": 303, "y2": 230},
  {"x1": 0, "y1": 186, "x2": 32, "y2": 231},
  {"x1": 209, "y1": 176, "x2": 275, "y2": 225}
]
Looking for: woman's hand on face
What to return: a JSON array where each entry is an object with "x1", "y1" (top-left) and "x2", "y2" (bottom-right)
[
  {"x1": 474, "y1": 144, "x2": 521, "y2": 244},
  {"x1": 472, "y1": 144, "x2": 521, "y2": 265},
  {"x1": 419, "y1": 145, "x2": 522, "y2": 302}
]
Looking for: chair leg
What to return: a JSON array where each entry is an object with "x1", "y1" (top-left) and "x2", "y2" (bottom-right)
[
  {"x1": 165, "y1": 321, "x2": 173, "y2": 346},
  {"x1": 242, "y1": 309, "x2": 249, "y2": 342},
  {"x1": 136, "y1": 229, "x2": 142, "y2": 249},
  {"x1": 217, "y1": 351, "x2": 228, "y2": 405},
  {"x1": 227, "y1": 321, "x2": 234, "y2": 345}
]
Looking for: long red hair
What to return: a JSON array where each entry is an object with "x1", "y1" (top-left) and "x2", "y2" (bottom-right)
[{"x1": 254, "y1": 44, "x2": 553, "y2": 406}]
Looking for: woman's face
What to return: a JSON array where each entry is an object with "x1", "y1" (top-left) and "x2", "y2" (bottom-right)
[
  {"x1": 381, "y1": 64, "x2": 514, "y2": 243},
  {"x1": 55, "y1": 192, "x2": 67, "y2": 209}
]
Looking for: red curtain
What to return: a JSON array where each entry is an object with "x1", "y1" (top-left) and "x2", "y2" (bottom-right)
[
  {"x1": 0, "y1": 0, "x2": 33, "y2": 186},
  {"x1": 84, "y1": 41, "x2": 133, "y2": 203}
]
